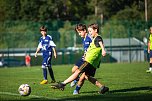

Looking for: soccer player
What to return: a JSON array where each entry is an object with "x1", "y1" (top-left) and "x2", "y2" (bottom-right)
[
  {"x1": 147, "y1": 26, "x2": 152, "y2": 73},
  {"x1": 51, "y1": 23, "x2": 109, "y2": 94},
  {"x1": 70, "y1": 23, "x2": 92, "y2": 88},
  {"x1": 72, "y1": 24, "x2": 101, "y2": 95},
  {"x1": 35, "y1": 26, "x2": 57, "y2": 84}
]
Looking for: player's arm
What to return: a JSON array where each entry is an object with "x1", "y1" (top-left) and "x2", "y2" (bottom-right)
[
  {"x1": 95, "y1": 36, "x2": 106, "y2": 56},
  {"x1": 99, "y1": 41, "x2": 106, "y2": 57},
  {"x1": 35, "y1": 48, "x2": 40, "y2": 57},
  {"x1": 52, "y1": 47, "x2": 57, "y2": 58},
  {"x1": 49, "y1": 39, "x2": 57, "y2": 58},
  {"x1": 35, "y1": 43, "x2": 42, "y2": 57}
]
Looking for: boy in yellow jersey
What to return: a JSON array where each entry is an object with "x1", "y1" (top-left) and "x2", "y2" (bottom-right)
[
  {"x1": 147, "y1": 26, "x2": 152, "y2": 73},
  {"x1": 51, "y1": 23, "x2": 109, "y2": 94}
]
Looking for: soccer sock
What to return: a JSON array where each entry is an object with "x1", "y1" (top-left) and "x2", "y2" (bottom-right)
[
  {"x1": 100, "y1": 86, "x2": 105, "y2": 91},
  {"x1": 48, "y1": 67, "x2": 55, "y2": 81},
  {"x1": 74, "y1": 80, "x2": 77, "y2": 83},
  {"x1": 76, "y1": 76, "x2": 80, "y2": 81},
  {"x1": 75, "y1": 85, "x2": 81, "y2": 91},
  {"x1": 43, "y1": 68, "x2": 47, "y2": 80}
]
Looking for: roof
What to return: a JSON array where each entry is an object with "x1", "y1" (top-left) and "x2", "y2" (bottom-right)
[{"x1": 103, "y1": 37, "x2": 144, "y2": 47}]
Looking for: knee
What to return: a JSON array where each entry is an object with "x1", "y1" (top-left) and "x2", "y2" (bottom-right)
[{"x1": 72, "y1": 66, "x2": 78, "y2": 73}]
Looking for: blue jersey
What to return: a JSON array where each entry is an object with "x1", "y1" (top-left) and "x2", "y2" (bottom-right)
[
  {"x1": 37, "y1": 35, "x2": 56, "y2": 68},
  {"x1": 75, "y1": 34, "x2": 92, "y2": 67},
  {"x1": 38, "y1": 35, "x2": 56, "y2": 56},
  {"x1": 82, "y1": 34, "x2": 92, "y2": 53}
]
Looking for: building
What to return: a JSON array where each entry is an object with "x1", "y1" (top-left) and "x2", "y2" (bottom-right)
[{"x1": 104, "y1": 37, "x2": 145, "y2": 63}]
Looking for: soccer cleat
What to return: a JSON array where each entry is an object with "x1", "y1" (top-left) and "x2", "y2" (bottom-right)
[
  {"x1": 98, "y1": 86, "x2": 109, "y2": 94},
  {"x1": 70, "y1": 80, "x2": 77, "y2": 87},
  {"x1": 40, "y1": 80, "x2": 48, "y2": 84},
  {"x1": 146, "y1": 70, "x2": 152, "y2": 73},
  {"x1": 73, "y1": 90, "x2": 79, "y2": 95},
  {"x1": 51, "y1": 82, "x2": 65, "y2": 91},
  {"x1": 50, "y1": 80, "x2": 56, "y2": 83}
]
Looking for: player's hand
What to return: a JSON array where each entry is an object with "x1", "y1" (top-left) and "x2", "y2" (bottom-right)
[
  {"x1": 54, "y1": 54, "x2": 57, "y2": 58},
  {"x1": 102, "y1": 50, "x2": 106, "y2": 57},
  {"x1": 35, "y1": 53, "x2": 37, "y2": 57}
]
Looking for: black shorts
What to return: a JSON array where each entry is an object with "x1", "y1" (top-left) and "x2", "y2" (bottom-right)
[{"x1": 79, "y1": 61, "x2": 96, "y2": 77}]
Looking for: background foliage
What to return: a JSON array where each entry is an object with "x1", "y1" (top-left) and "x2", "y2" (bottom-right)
[{"x1": 0, "y1": 0, "x2": 152, "y2": 48}]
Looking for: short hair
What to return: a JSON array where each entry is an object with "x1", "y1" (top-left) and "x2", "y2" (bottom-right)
[
  {"x1": 75, "y1": 23, "x2": 87, "y2": 32},
  {"x1": 88, "y1": 23, "x2": 99, "y2": 33},
  {"x1": 40, "y1": 26, "x2": 47, "y2": 32}
]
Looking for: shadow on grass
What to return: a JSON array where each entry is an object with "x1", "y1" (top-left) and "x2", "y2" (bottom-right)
[
  {"x1": 14, "y1": 86, "x2": 152, "y2": 101},
  {"x1": 109, "y1": 86, "x2": 152, "y2": 93}
]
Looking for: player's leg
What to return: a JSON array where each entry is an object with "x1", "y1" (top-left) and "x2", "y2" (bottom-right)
[
  {"x1": 40, "y1": 58, "x2": 48, "y2": 84},
  {"x1": 50, "y1": 69, "x2": 80, "y2": 90},
  {"x1": 51, "y1": 61, "x2": 88, "y2": 90},
  {"x1": 86, "y1": 76, "x2": 109, "y2": 94},
  {"x1": 73, "y1": 73, "x2": 85, "y2": 95},
  {"x1": 70, "y1": 65, "x2": 79, "y2": 87},
  {"x1": 83, "y1": 64, "x2": 109, "y2": 94},
  {"x1": 47, "y1": 57, "x2": 56, "y2": 83},
  {"x1": 70, "y1": 58, "x2": 84, "y2": 87},
  {"x1": 147, "y1": 50, "x2": 152, "y2": 73},
  {"x1": 72, "y1": 65, "x2": 79, "y2": 73},
  {"x1": 48, "y1": 66, "x2": 56, "y2": 83}
]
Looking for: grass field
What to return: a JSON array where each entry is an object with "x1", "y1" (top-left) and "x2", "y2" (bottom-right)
[{"x1": 0, "y1": 62, "x2": 152, "y2": 101}]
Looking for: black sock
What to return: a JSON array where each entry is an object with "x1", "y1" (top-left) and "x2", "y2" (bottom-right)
[
  {"x1": 150, "y1": 63, "x2": 152, "y2": 68},
  {"x1": 48, "y1": 67, "x2": 55, "y2": 81}
]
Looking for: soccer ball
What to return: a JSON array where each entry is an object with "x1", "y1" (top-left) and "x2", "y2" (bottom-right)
[{"x1": 18, "y1": 84, "x2": 31, "y2": 96}]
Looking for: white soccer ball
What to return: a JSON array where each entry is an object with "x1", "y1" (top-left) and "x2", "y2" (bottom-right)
[{"x1": 18, "y1": 84, "x2": 31, "y2": 96}]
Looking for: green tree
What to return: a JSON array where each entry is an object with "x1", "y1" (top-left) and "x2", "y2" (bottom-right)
[
  {"x1": 19, "y1": 0, "x2": 41, "y2": 21},
  {"x1": 0, "y1": 0, "x2": 20, "y2": 21},
  {"x1": 58, "y1": 21, "x2": 75, "y2": 48},
  {"x1": 95, "y1": 0, "x2": 145, "y2": 19}
]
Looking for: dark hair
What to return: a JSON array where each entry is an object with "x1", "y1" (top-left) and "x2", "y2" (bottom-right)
[
  {"x1": 75, "y1": 23, "x2": 87, "y2": 32},
  {"x1": 88, "y1": 23, "x2": 99, "y2": 33},
  {"x1": 40, "y1": 26, "x2": 47, "y2": 32}
]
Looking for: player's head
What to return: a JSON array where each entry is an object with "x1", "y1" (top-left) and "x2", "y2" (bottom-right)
[
  {"x1": 88, "y1": 23, "x2": 99, "y2": 38},
  {"x1": 40, "y1": 26, "x2": 47, "y2": 32},
  {"x1": 40, "y1": 26, "x2": 47, "y2": 36},
  {"x1": 75, "y1": 23, "x2": 87, "y2": 38}
]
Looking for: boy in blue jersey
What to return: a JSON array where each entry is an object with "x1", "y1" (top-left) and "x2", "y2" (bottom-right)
[
  {"x1": 35, "y1": 26, "x2": 57, "y2": 84},
  {"x1": 70, "y1": 23, "x2": 92, "y2": 88}
]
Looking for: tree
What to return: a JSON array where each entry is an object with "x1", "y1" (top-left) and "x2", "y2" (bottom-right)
[
  {"x1": 58, "y1": 21, "x2": 75, "y2": 48},
  {"x1": 0, "y1": 0, "x2": 20, "y2": 21},
  {"x1": 96, "y1": 0, "x2": 145, "y2": 19}
]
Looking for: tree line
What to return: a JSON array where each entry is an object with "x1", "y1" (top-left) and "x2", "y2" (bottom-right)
[{"x1": 0, "y1": 0, "x2": 152, "y2": 48}]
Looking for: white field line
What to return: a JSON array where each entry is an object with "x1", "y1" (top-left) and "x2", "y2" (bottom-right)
[{"x1": 0, "y1": 91, "x2": 59, "y2": 100}]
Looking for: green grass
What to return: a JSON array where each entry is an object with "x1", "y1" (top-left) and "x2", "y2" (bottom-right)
[{"x1": 0, "y1": 62, "x2": 152, "y2": 101}]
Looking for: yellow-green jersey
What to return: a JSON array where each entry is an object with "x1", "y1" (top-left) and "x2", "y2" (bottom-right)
[
  {"x1": 85, "y1": 35, "x2": 103, "y2": 68},
  {"x1": 149, "y1": 34, "x2": 152, "y2": 50}
]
